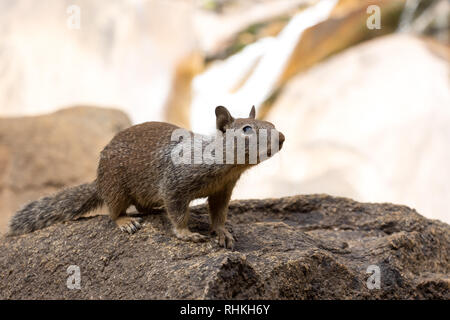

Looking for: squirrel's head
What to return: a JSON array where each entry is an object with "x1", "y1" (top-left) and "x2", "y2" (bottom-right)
[{"x1": 215, "y1": 105, "x2": 285, "y2": 165}]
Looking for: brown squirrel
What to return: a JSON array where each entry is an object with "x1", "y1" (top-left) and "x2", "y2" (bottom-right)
[{"x1": 9, "y1": 106, "x2": 285, "y2": 249}]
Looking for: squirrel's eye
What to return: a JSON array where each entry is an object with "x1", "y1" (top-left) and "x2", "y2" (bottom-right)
[{"x1": 242, "y1": 125, "x2": 253, "y2": 134}]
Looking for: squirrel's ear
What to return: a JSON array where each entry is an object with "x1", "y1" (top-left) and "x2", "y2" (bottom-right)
[
  {"x1": 215, "y1": 106, "x2": 234, "y2": 132},
  {"x1": 249, "y1": 105, "x2": 256, "y2": 119}
]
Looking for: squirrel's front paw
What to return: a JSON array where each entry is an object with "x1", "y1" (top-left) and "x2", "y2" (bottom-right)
[{"x1": 213, "y1": 227, "x2": 234, "y2": 249}]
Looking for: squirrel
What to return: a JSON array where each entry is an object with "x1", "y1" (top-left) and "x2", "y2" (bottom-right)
[{"x1": 8, "y1": 106, "x2": 285, "y2": 249}]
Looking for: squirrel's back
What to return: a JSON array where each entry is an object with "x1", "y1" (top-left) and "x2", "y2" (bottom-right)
[{"x1": 100, "y1": 121, "x2": 180, "y2": 158}]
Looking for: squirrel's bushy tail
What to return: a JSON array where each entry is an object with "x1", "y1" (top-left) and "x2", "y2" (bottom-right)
[{"x1": 9, "y1": 181, "x2": 103, "y2": 235}]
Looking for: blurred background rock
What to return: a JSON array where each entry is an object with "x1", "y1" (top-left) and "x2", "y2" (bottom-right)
[{"x1": 0, "y1": 0, "x2": 448, "y2": 233}]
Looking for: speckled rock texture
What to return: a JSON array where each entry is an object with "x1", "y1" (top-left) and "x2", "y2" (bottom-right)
[{"x1": 0, "y1": 195, "x2": 448, "y2": 299}]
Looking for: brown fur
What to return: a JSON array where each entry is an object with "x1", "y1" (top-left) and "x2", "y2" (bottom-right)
[{"x1": 9, "y1": 106, "x2": 284, "y2": 249}]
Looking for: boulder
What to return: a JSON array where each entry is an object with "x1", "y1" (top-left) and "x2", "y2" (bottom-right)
[
  {"x1": 0, "y1": 195, "x2": 448, "y2": 299},
  {"x1": 0, "y1": 106, "x2": 131, "y2": 234},
  {"x1": 280, "y1": 0, "x2": 406, "y2": 83}
]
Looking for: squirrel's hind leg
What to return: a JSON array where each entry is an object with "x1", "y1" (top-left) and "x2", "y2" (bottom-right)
[
  {"x1": 115, "y1": 216, "x2": 143, "y2": 234},
  {"x1": 107, "y1": 199, "x2": 142, "y2": 234}
]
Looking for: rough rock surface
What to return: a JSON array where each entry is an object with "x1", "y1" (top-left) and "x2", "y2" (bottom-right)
[
  {"x1": 0, "y1": 106, "x2": 131, "y2": 234},
  {"x1": 0, "y1": 195, "x2": 448, "y2": 299}
]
